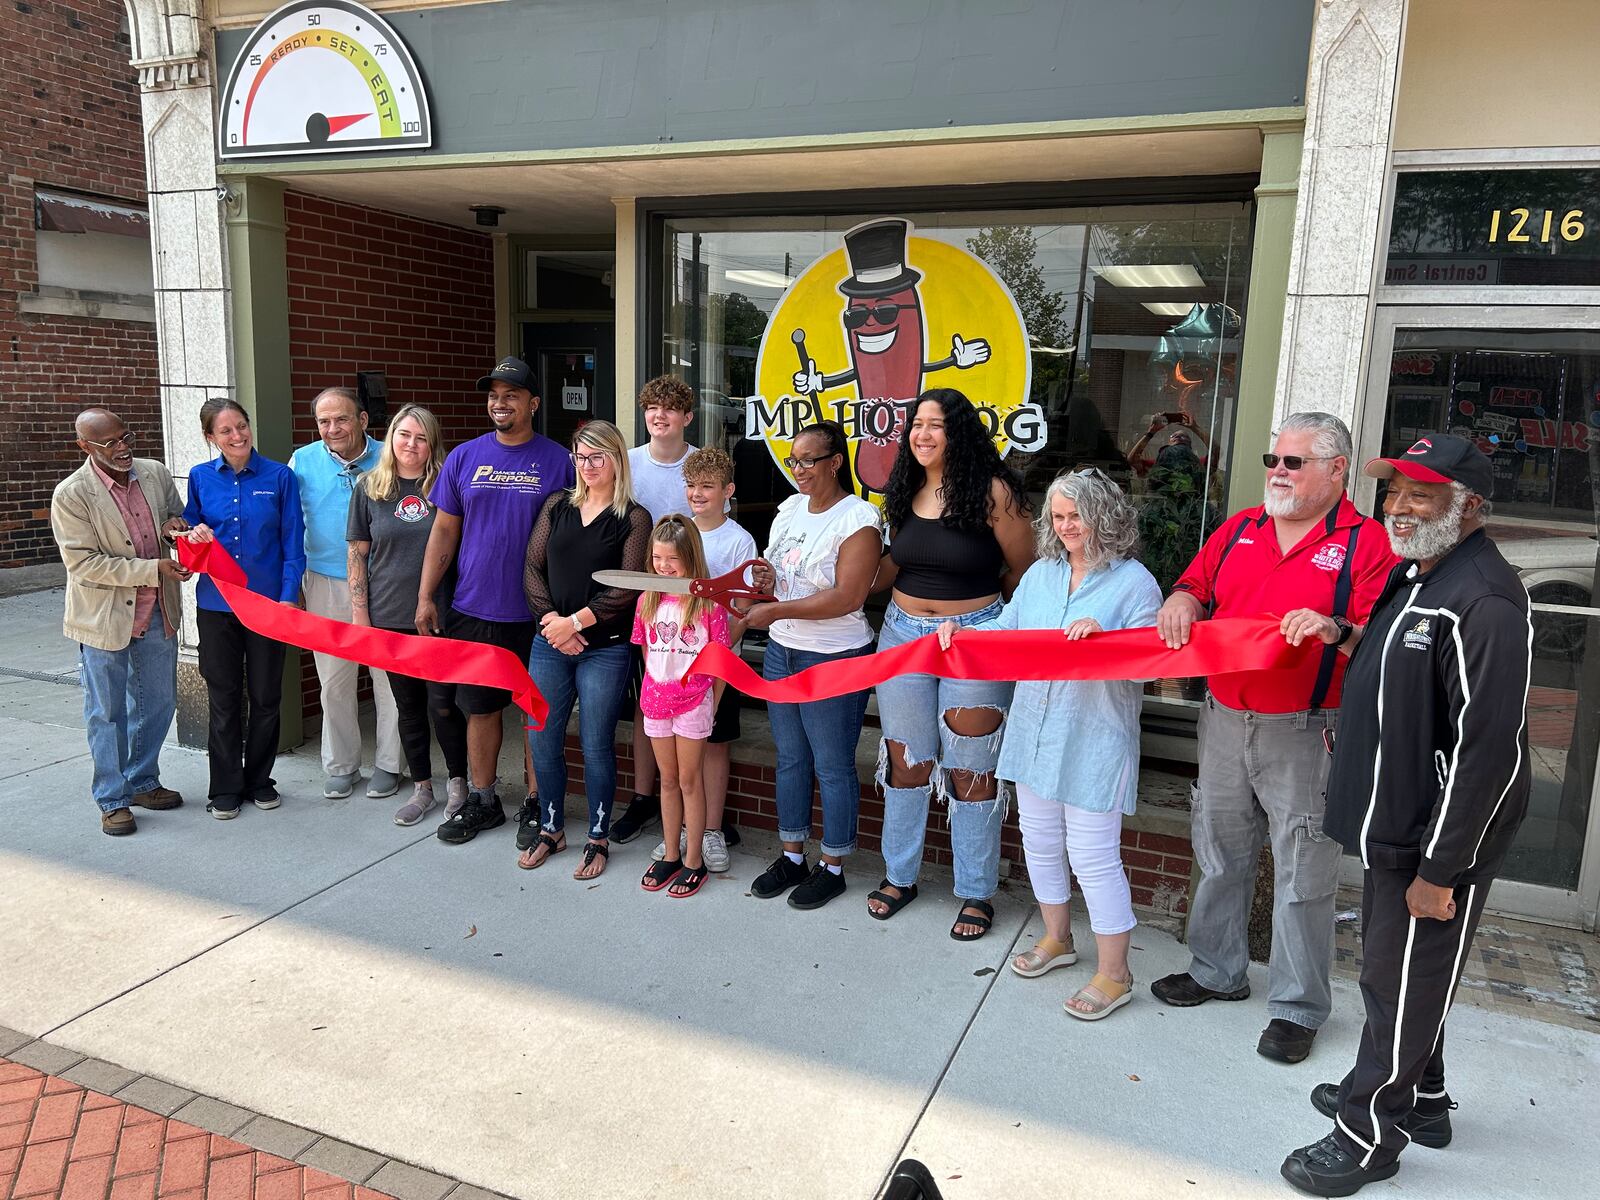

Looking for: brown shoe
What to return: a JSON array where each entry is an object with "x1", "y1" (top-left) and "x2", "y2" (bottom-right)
[
  {"x1": 131, "y1": 786, "x2": 183, "y2": 810},
  {"x1": 102, "y1": 808, "x2": 137, "y2": 836}
]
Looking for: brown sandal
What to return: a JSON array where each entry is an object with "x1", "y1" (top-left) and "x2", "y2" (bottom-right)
[
  {"x1": 517, "y1": 831, "x2": 565, "y2": 870},
  {"x1": 573, "y1": 839, "x2": 609, "y2": 880}
]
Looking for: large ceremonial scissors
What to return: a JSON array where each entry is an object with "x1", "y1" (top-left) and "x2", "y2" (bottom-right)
[{"x1": 591, "y1": 559, "x2": 775, "y2": 615}]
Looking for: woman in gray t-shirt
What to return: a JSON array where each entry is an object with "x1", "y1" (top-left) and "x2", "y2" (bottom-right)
[{"x1": 347, "y1": 404, "x2": 466, "y2": 826}]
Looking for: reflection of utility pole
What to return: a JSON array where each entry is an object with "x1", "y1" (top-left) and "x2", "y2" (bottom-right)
[{"x1": 688, "y1": 232, "x2": 702, "y2": 395}]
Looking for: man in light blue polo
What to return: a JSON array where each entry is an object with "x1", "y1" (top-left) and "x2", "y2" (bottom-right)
[{"x1": 290, "y1": 386, "x2": 402, "y2": 799}]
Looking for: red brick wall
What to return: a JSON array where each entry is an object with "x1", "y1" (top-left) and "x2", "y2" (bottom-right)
[
  {"x1": 0, "y1": 1, "x2": 157, "y2": 568},
  {"x1": 283, "y1": 190, "x2": 496, "y2": 716}
]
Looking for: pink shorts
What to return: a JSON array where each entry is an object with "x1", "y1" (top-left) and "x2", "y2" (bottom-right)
[{"x1": 643, "y1": 692, "x2": 715, "y2": 740}]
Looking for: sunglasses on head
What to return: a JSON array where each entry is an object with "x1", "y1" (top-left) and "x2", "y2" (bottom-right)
[
  {"x1": 842, "y1": 303, "x2": 918, "y2": 330},
  {"x1": 1262, "y1": 453, "x2": 1336, "y2": 471}
]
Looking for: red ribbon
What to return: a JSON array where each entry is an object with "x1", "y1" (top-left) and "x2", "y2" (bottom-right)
[
  {"x1": 178, "y1": 538, "x2": 548, "y2": 727},
  {"x1": 689, "y1": 616, "x2": 1314, "y2": 704}
]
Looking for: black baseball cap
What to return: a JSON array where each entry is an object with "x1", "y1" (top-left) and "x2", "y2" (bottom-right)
[
  {"x1": 1364, "y1": 432, "x2": 1494, "y2": 497},
  {"x1": 477, "y1": 356, "x2": 536, "y2": 393}
]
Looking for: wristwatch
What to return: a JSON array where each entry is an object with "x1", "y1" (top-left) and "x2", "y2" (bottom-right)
[
  {"x1": 570, "y1": 611, "x2": 586, "y2": 633},
  {"x1": 1331, "y1": 615, "x2": 1354, "y2": 646}
]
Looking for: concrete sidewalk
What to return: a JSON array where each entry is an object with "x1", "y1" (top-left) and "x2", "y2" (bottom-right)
[{"x1": 2, "y1": 586, "x2": 1596, "y2": 1200}]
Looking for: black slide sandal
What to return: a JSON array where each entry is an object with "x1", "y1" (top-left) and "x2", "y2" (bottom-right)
[
  {"x1": 642, "y1": 858, "x2": 682, "y2": 892},
  {"x1": 867, "y1": 879, "x2": 918, "y2": 921},
  {"x1": 668, "y1": 865, "x2": 709, "y2": 898},
  {"x1": 950, "y1": 898, "x2": 994, "y2": 941}
]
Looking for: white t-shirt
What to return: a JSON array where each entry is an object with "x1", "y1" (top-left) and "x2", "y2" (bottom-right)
[
  {"x1": 628, "y1": 444, "x2": 691, "y2": 522},
  {"x1": 698, "y1": 517, "x2": 759, "y2": 578},
  {"x1": 765, "y1": 492, "x2": 883, "y2": 653}
]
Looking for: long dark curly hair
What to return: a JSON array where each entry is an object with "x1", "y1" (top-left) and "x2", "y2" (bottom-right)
[{"x1": 881, "y1": 389, "x2": 1029, "y2": 533}]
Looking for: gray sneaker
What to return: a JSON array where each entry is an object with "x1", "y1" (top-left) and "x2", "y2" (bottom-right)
[
  {"x1": 651, "y1": 829, "x2": 690, "y2": 862},
  {"x1": 367, "y1": 768, "x2": 403, "y2": 798},
  {"x1": 393, "y1": 782, "x2": 437, "y2": 826},
  {"x1": 444, "y1": 777, "x2": 470, "y2": 817},
  {"x1": 324, "y1": 772, "x2": 359, "y2": 799},
  {"x1": 702, "y1": 828, "x2": 730, "y2": 873}
]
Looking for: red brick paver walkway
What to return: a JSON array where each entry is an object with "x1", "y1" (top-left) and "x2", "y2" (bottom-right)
[{"x1": 0, "y1": 1059, "x2": 393, "y2": 1200}]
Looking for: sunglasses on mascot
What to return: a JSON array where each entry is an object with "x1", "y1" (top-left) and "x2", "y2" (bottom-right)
[{"x1": 842, "y1": 303, "x2": 920, "y2": 330}]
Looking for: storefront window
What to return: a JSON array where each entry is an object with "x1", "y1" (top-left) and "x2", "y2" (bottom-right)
[{"x1": 1376, "y1": 327, "x2": 1600, "y2": 890}]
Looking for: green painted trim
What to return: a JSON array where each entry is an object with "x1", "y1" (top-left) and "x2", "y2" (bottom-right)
[
  {"x1": 216, "y1": 106, "x2": 1307, "y2": 178},
  {"x1": 223, "y1": 176, "x2": 304, "y2": 749},
  {"x1": 1229, "y1": 127, "x2": 1303, "y2": 515}
]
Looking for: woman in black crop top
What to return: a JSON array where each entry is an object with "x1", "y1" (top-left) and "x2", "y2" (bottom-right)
[{"x1": 867, "y1": 388, "x2": 1036, "y2": 938}]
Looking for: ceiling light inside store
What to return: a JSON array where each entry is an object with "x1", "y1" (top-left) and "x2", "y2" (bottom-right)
[
  {"x1": 1142, "y1": 302, "x2": 1198, "y2": 317},
  {"x1": 1094, "y1": 264, "x2": 1204, "y2": 289},
  {"x1": 725, "y1": 269, "x2": 794, "y2": 289}
]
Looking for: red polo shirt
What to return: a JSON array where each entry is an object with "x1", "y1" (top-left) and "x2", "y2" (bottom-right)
[{"x1": 1173, "y1": 497, "x2": 1397, "y2": 713}]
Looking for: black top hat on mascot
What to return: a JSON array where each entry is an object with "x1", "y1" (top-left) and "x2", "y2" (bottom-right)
[{"x1": 838, "y1": 219, "x2": 923, "y2": 298}]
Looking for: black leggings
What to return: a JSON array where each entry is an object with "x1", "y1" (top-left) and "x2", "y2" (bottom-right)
[{"x1": 381, "y1": 627, "x2": 469, "y2": 782}]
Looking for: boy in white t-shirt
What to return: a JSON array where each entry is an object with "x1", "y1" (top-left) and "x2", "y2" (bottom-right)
[{"x1": 613, "y1": 375, "x2": 698, "y2": 846}]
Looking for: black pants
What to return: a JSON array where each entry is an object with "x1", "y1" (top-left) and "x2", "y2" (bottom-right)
[
  {"x1": 381, "y1": 627, "x2": 469, "y2": 783},
  {"x1": 1333, "y1": 864, "x2": 1492, "y2": 1167},
  {"x1": 197, "y1": 608, "x2": 286, "y2": 801}
]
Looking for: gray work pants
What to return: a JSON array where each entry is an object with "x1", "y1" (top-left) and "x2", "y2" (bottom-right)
[{"x1": 1187, "y1": 696, "x2": 1341, "y2": 1029}]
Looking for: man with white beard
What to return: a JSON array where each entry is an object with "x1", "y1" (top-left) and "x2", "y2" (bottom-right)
[
  {"x1": 1153, "y1": 412, "x2": 1396, "y2": 1064},
  {"x1": 1277, "y1": 434, "x2": 1532, "y2": 1197}
]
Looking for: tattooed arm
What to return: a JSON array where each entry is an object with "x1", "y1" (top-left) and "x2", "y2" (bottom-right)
[{"x1": 348, "y1": 540, "x2": 373, "y2": 627}]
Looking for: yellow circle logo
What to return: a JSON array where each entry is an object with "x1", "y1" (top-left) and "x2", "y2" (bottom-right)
[{"x1": 748, "y1": 218, "x2": 1041, "y2": 498}]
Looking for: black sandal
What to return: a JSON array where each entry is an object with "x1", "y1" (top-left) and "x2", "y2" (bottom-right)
[
  {"x1": 950, "y1": 898, "x2": 994, "y2": 941},
  {"x1": 867, "y1": 879, "x2": 919, "y2": 921},
  {"x1": 641, "y1": 858, "x2": 681, "y2": 892},
  {"x1": 518, "y1": 831, "x2": 565, "y2": 870},
  {"x1": 668, "y1": 864, "x2": 709, "y2": 898},
  {"x1": 574, "y1": 840, "x2": 609, "y2": 880}
]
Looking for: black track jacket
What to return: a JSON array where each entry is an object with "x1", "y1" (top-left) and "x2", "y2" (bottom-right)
[{"x1": 1324, "y1": 529, "x2": 1533, "y2": 887}]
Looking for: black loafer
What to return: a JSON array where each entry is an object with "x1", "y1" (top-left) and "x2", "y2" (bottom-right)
[
  {"x1": 1150, "y1": 972, "x2": 1251, "y2": 1007},
  {"x1": 1310, "y1": 1084, "x2": 1453, "y2": 1149},
  {"x1": 1281, "y1": 1133, "x2": 1398, "y2": 1197},
  {"x1": 788, "y1": 862, "x2": 847, "y2": 910},
  {"x1": 436, "y1": 798, "x2": 505, "y2": 844},
  {"x1": 1258, "y1": 1018, "x2": 1317, "y2": 1063},
  {"x1": 751, "y1": 853, "x2": 810, "y2": 899},
  {"x1": 609, "y1": 793, "x2": 659, "y2": 844}
]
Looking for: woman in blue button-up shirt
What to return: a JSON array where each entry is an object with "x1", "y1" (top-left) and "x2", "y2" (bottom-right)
[
  {"x1": 181, "y1": 398, "x2": 305, "y2": 820},
  {"x1": 939, "y1": 468, "x2": 1160, "y2": 1022}
]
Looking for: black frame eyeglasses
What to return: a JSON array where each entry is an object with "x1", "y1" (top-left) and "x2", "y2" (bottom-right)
[
  {"x1": 571, "y1": 452, "x2": 611, "y2": 469},
  {"x1": 1262, "y1": 453, "x2": 1336, "y2": 471},
  {"x1": 783, "y1": 453, "x2": 840, "y2": 471}
]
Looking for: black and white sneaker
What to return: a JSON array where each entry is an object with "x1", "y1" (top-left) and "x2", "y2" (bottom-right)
[
  {"x1": 207, "y1": 796, "x2": 243, "y2": 821},
  {"x1": 609, "y1": 793, "x2": 660, "y2": 844},
  {"x1": 513, "y1": 797, "x2": 540, "y2": 851},
  {"x1": 750, "y1": 853, "x2": 810, "y2": 899},
  {"x1": 1281, "y1": 1133, "x2": 1399, "y2": 1197},
  {"x1": 251, "y1": 786, "x2": 280, "y2": 811},
  {"x1": 436, "y1": 797, "x2": 505, "y2": 844},
  {"x1": 788, "y1": 863, "x2": 847, "y2": 910}
]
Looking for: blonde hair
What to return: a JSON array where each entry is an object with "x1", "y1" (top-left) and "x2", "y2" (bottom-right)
[
  {"x1": 568, "y1": 420, "x2": 634, "y2": 519},
  {"x1": 363, "y1": 404, "x2": 445, "y2": 502},
  {"x1": 641, "y1": 514, "x2": 711, "y2": 628},
  {"x1": 683, "y1": 446, "x2": 734, "y2": 488}
]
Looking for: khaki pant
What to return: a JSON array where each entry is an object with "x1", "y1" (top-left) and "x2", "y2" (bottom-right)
[{"x1": 302, "y1": 570, "x2": 401, "y2": 777}]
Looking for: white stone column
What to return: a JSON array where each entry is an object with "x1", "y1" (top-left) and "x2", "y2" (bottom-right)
[{"x1": 1274, "y1": 0, "x2": 1405, "y2": 430}]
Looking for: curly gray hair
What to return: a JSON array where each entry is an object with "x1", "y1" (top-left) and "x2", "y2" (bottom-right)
[{"x1": 1036, "y1": 468, "x2": 1139, "y2": 569}]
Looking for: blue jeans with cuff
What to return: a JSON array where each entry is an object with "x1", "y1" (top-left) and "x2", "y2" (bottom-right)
[{"x1": 80, "y1": 625, "x2": 179, "y2": 813}]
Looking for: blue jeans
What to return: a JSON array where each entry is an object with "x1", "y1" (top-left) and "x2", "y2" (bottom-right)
[
  {"x1": 526, "y1": 636, "x2": 631, "y2": 840},
  {"x1": 764, "y1": 639, "x2": 872, "y2": 858},
  {"x1": 875, "y1": 599, "x2": 1012, "y2": 899},
  {"x1": 80, "y1": 625, "x2": 179, "y2": 813}
]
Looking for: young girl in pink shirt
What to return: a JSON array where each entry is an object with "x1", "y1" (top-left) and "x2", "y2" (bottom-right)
[{"x1": 633, "y1": 516, "x2": 732, "y2": 897}]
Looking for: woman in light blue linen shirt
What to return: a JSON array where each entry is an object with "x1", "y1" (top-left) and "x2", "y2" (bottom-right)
[{"x1": 938, "y1": 468, "x2": 1161, "y2": 1022}]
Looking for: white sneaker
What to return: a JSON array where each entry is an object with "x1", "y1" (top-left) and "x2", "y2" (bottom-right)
[
  {"x1": 650, "y1": 830, "x2": 689, "y2": 862},
  {"x1": 703, "y1": 828, "x2": 730, "y2": 873}
]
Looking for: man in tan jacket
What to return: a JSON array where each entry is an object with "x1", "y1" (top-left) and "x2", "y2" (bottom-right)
[{"x1": 51, "y1": 409, "x2": 191, "y2": 835}]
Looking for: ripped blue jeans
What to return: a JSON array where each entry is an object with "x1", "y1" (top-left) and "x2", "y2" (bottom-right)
[{"x1": 875, "y1": 599, "x2": 1012, "y2": 900}]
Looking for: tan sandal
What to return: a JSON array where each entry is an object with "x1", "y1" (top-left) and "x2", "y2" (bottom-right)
[
  {"x1": 1011, "y1": 936, "x2": 1078, "y2": 978},
  {"x1": 1064, "y1": 972, "x2": 1134, "y2": 1021}
]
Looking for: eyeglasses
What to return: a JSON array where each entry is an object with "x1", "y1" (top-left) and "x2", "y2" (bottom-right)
[
  {"x1": 842, "y1": 303, "x2": 919, "y2": 330},
  {"x1": 783, "y1": 453, "x2": 839, "y2": 471},
  {"x1": 571, "y1": 452, "x2": 611, "y2": 469},
  {"x1": 1262, "y1": 453, "x2": 1337, "y2": 471},
  {"x1": 82, "y1": 431, "x2": 134, "y2": 450}
]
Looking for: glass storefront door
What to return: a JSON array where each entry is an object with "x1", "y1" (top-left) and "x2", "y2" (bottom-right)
[{"x1": 1360, "y1": 307, "x2": 1600, "y2": 930}]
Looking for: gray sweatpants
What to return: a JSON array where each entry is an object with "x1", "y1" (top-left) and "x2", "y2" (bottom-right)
[{"x1": 1187, "y1": 696, "x2": 1341, "y2": 1029}]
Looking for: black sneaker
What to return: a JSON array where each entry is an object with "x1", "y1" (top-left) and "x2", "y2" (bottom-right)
[
  {"x1": 251, "y1": 785, "x2": 280, "y2": 811},
  {"x1": 751, "y1": 853, "x2": 810, "y2": 899},
  {"x1": 1150, "y1": 971, "x2": 1251, "y2": 1007},
  {"x1": 1281, "y1": 1132, "x2": 1398, "y2": 1197},
  {"x1": 720, "y1": 816, "x2": 741, "y2": 848},
  {"x1": 1310, "y1": 1084, "x2": 1453, "y2": 1149},
  {"x1": 514, "y1": 797, "x2": 540, "y2": 851},
  {"x1": 436, "y1": 797, "x2": 505, "y2": 844},
  {"x1": 609, "y1": 793, "x2": 660, "y2": 844},
  {"x1": 1258, "y1": 1018, "x2": 1318, "y2": 1063},
  {"x1": 207, "y1": 795, "x2": 242, "y2": 821},
  {"x1": 788, "y1": 862, "x2": 847, "y2": 910}
]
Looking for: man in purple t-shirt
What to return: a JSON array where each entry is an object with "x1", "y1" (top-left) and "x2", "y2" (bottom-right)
[{"x1": 416, "y1": 356, "x2": 574, "y2": 843}]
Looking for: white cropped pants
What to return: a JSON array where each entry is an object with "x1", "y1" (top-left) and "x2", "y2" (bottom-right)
[{"x1": 1016, "y1": 782, "x2": 1136, "y2": 936}]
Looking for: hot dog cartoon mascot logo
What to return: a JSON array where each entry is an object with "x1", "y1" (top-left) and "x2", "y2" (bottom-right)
[{"x1": 747, "y1": 217, "x2": 1043, "y2": 499}]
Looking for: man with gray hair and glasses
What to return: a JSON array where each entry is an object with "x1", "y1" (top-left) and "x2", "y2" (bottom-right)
[{"x1": 1151, "y1": 412, "x2": 1396, "y2": 1064}]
